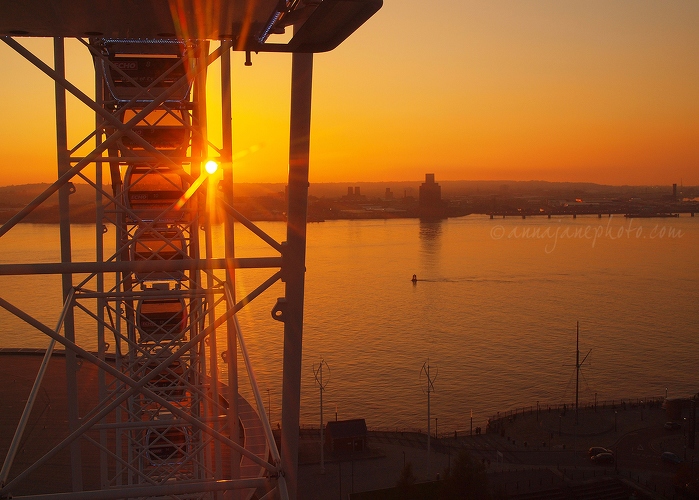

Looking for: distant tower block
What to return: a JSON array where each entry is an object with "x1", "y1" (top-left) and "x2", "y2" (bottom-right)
[
  {"x1": 673, "y1": 183, "x2": 677, "y2": 200},
  {"x1": 355, "y1": 186, "x2": 361, "y2": 196},
  {"x1": 385, "y1": 188, "x2": 393, "y2": 200},
  {"x1": 419, "y1": 173, "x2": 442, "y2": 208}
]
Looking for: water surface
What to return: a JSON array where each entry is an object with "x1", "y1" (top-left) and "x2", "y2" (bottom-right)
[{"x1": 0, "y1": 215, "x2": 696, "y2": 432}]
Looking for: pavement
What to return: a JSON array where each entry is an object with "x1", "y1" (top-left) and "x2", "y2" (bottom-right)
[{"x1": 0, "y1": 351, "x2": 104, "y2": 496}]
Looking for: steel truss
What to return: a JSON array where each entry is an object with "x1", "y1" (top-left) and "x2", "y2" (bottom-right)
[{"x1": 0, "y1": 36, "x2": 303, "y2": 500}]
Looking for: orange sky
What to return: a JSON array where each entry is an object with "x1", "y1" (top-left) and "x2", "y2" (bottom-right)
[{"x1": 0, "y1": 1, "x2": 697, "y2": 186}]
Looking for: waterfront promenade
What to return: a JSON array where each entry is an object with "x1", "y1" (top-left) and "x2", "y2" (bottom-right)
[
  {"x1": 1, "y1": 350, "x2": 695, "y2": 499},
  {"x1": 297, "y1": 401, "x2": 697, "y2": 499}
]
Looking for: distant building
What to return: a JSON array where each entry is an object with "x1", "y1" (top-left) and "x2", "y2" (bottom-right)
[
  {"x1": 419, "y1": 174, "x2": 441, "y2": 207},
  {"x1": 341, "y1": 186, "x2": 366, "y2": 202},
  {"x1": 419, "y1": 173, "x2": 445, "y2": 217}
]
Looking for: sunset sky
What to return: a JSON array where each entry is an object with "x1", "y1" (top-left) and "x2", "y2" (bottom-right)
[{"x1": 0, "y1": 0, "x2": 697, "y2": 186}]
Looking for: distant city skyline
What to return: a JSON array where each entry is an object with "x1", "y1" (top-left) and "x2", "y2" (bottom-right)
[{"x1": 1, "y1": 1, "x2": 697, "y2": 187}]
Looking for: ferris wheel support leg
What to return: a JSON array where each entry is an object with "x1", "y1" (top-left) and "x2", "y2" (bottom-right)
[
  {"x1": 54, "y1": 37, "x2": 83, "y2": 492},
  {"x1": 280, "y1": 50, "x2": 313, "y2": 500},
  {"x1": 221, "y1": 45, "x2": 242, "y2": 499}
]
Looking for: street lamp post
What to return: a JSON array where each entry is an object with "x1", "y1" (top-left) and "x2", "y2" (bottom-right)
[
  {"x1": 421, "y1": 360, "x2": 436, "y2": 479},
  {"x1": 313, "y1": 359, "x2": 330, "y2": 474},
  {"x1": 267, "y1": 388, "x2": 271, "y2": 424},
  {"x1": 559, "y1": 414, "x2": 562, "y2": 437}
]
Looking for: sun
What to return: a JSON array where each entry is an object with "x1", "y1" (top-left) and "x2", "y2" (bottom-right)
[{"x1": 205, "y1": 160, "x2": 219, "y2": 175}]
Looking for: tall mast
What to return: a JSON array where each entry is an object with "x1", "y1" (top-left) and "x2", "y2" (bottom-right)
[
  {"x1": 575, "y1": 321, "x2": 591, "y2": 426},
  {"x1": 576, "y1": 321, "x2": 580, "y2": 425}
]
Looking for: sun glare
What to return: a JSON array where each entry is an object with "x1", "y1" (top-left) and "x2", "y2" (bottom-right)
[{"x1": 205, "y1": 160, "x2": 219, "y2": 175}]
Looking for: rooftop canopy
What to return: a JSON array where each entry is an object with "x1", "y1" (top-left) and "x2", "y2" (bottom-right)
[{"x1": 0, "y1": 0, "x2": 382, "y2": 52}]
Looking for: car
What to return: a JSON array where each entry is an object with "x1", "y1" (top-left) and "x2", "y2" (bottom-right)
[
  {"x1": 664, "y1": 421, "x2": 682, "y2": 430},
  {"x1": 661, "y1": 452, "x2": 681, "y2": 464},
  {"x1": 591, "y1": 452, "x2": 615, "y2": 464},
  {"x1": 588, "y1": 446, "x2": 612, "y2": 457}
]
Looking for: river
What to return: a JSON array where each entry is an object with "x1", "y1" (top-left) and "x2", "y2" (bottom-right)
[{"x1": 0, "y1": 215, "x2": 697, "y2": 433}]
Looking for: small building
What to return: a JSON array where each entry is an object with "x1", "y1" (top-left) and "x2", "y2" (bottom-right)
[{"x1": 325, "y1": 419, "x2": 367, "y2": 453}]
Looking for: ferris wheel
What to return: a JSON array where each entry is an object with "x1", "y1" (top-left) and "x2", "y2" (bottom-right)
[{"x1": 0, "y1": 2, "x2": 381, "y2": 499}]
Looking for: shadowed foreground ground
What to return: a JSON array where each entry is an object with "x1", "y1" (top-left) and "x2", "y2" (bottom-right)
[{"x1": 1, "y1": 351, "x2": 696, "y2": 499}]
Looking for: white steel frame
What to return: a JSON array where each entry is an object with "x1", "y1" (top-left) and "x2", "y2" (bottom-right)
[
  {"x1": 0, "y1": 37, "x2": 292, "y2": 500},
  {"x1": 0, "y1": 3, "x2": 381, "y2": 499}
]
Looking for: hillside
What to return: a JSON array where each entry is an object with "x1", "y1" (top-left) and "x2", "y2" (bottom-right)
[
  {"x1": 0, "y1": 180, "x2": 694, "y2": 224},
  {"x1": 0, "y1": 183, "x2": 98, "y2": 223}
]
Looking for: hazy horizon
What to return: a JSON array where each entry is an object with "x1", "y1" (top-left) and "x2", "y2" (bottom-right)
[{"x1": 0, "y1": 177, "x2": 695, "y2": 190}]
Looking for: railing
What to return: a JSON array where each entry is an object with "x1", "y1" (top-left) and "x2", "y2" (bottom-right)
[
  {"x1": 296, "y1": 394, "x2": 677, "y2": 440},
  {"x1": 486, "y1": 395, "x2": 667, "y2": 432}
]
